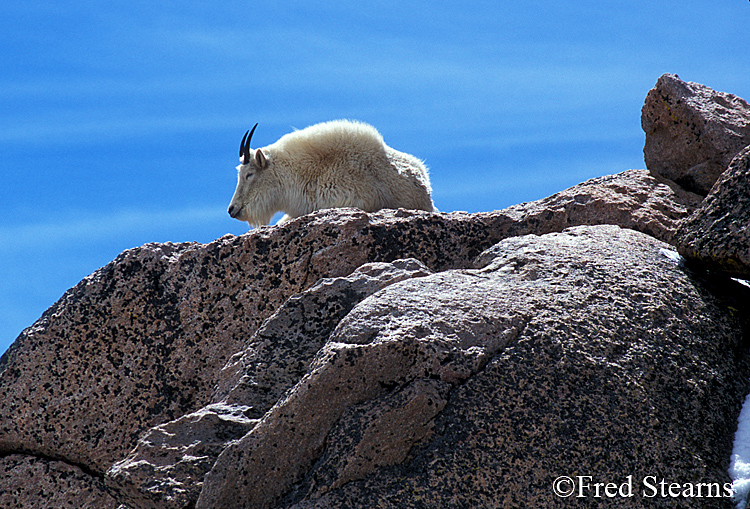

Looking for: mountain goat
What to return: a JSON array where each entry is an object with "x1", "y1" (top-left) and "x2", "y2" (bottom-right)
[{"x1": 227, "y1": 120, "x2": 435, "y2": 227}]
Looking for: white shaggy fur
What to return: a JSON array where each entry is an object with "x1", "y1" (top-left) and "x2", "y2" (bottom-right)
[{"x1": 227, "y1": 120, "x2": 435, "y2": 227}]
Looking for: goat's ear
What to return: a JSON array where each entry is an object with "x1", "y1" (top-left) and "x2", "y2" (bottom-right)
[{"x1": 255, "y1": 148, "x2": 268, "y2": 169}]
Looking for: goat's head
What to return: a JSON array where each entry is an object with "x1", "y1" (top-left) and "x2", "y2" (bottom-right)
[{"x1": 228, "y1": 124, "x2": 274, "y2": 226}]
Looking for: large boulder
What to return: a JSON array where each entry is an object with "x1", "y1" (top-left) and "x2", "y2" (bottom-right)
[
  {"x1": 195, "y1": 225, "x2": 749, "y2": 508},
  {"x1": 676, "y1": 145, "x2": 750, "y2": 279},
  {"x1": 641, "y1": 73, "x2": 750, "y2": 195}
]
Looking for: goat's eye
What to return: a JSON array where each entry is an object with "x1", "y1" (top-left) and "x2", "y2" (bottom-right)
[{"x1": 245, "y1": 172, "x2": 254, "y2": 180}]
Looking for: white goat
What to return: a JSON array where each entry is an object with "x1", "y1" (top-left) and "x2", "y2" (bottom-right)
[{"x1": 227, "y1": 120, "x2": 435, "y2": 227}]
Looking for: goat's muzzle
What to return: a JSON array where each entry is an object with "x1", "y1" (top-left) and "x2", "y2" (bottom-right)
[{"x1": 228, "y1": 204, "x2": 241, "y2": 218}]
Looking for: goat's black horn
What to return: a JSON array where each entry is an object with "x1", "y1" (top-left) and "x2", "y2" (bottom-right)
[
  {"x1": 239, "y1": 123, "x2": 258, "y2": 164},
  {"x1": 247, "y1": 123, "x2": 258, "y2": 147},
  {"x1": 239, "y1": 130, "x2": 250, "y2": 160}
]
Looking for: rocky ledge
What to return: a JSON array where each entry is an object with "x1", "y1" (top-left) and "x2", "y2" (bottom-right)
[{"x1": 1, "y1": 74, "x2": 749, "y2": 508}]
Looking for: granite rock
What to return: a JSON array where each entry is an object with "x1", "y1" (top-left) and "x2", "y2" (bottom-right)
[
  {"x1": 107, "y1": 259, "x2": 433, "y2": 508},
  {"x1": 676, "y1": 145, "x2": 750, "y2": 279},
  {"x1": 198, "y1": 225, "x2": 750, "y2": 508},
  {"x1": 500, "y1": 168, "x2": 701, "y2": 245},
  {"x1": 0, "y1": 455, "x2": 118, "y2": 509},
  {"x1": 642, "y1": 73, "x2": 750, "y2": 195},
  {"x1": 106, "y1": 403, "x2": 258, "y2": 509}
]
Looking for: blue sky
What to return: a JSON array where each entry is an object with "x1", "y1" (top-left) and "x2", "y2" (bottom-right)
[{"x1": 2, "y1": 1, "x2": 749, "y2": 356}]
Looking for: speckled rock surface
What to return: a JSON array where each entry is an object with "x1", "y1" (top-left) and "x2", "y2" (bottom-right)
[
  {"x1": 107, "y1": 259, "x2": 433, "y2": 508},
  {"x1": 259, "y1": 226, "x2": 748, "y2": 509},
  {"x1": 106, "y1": 403, "x2": 257, "y2": 509},
  {"x1": 0, "y1": 166, "x2": 724, "y2": 508},
  {"x1": 0, "y1": 455, "x2": 118, "y2": 509},
  {"x1": 642, "y1": 73, "x2": 750, "y2": 195},
  {"x1": 500, "y1": 169, "x2": 701, "y2": 245},
  {"x1": 676, "y1": 145, "x2": 750, "y2": 279},
  {"x1": 198, "y1": 255, "x2": 525, "y2": 507},
  {"x1": 214, "y1": 258, "x2": 434, "y2": 407},
  {"x1": 0, "y1": 211, "x2": 491, "y2": 479}
]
